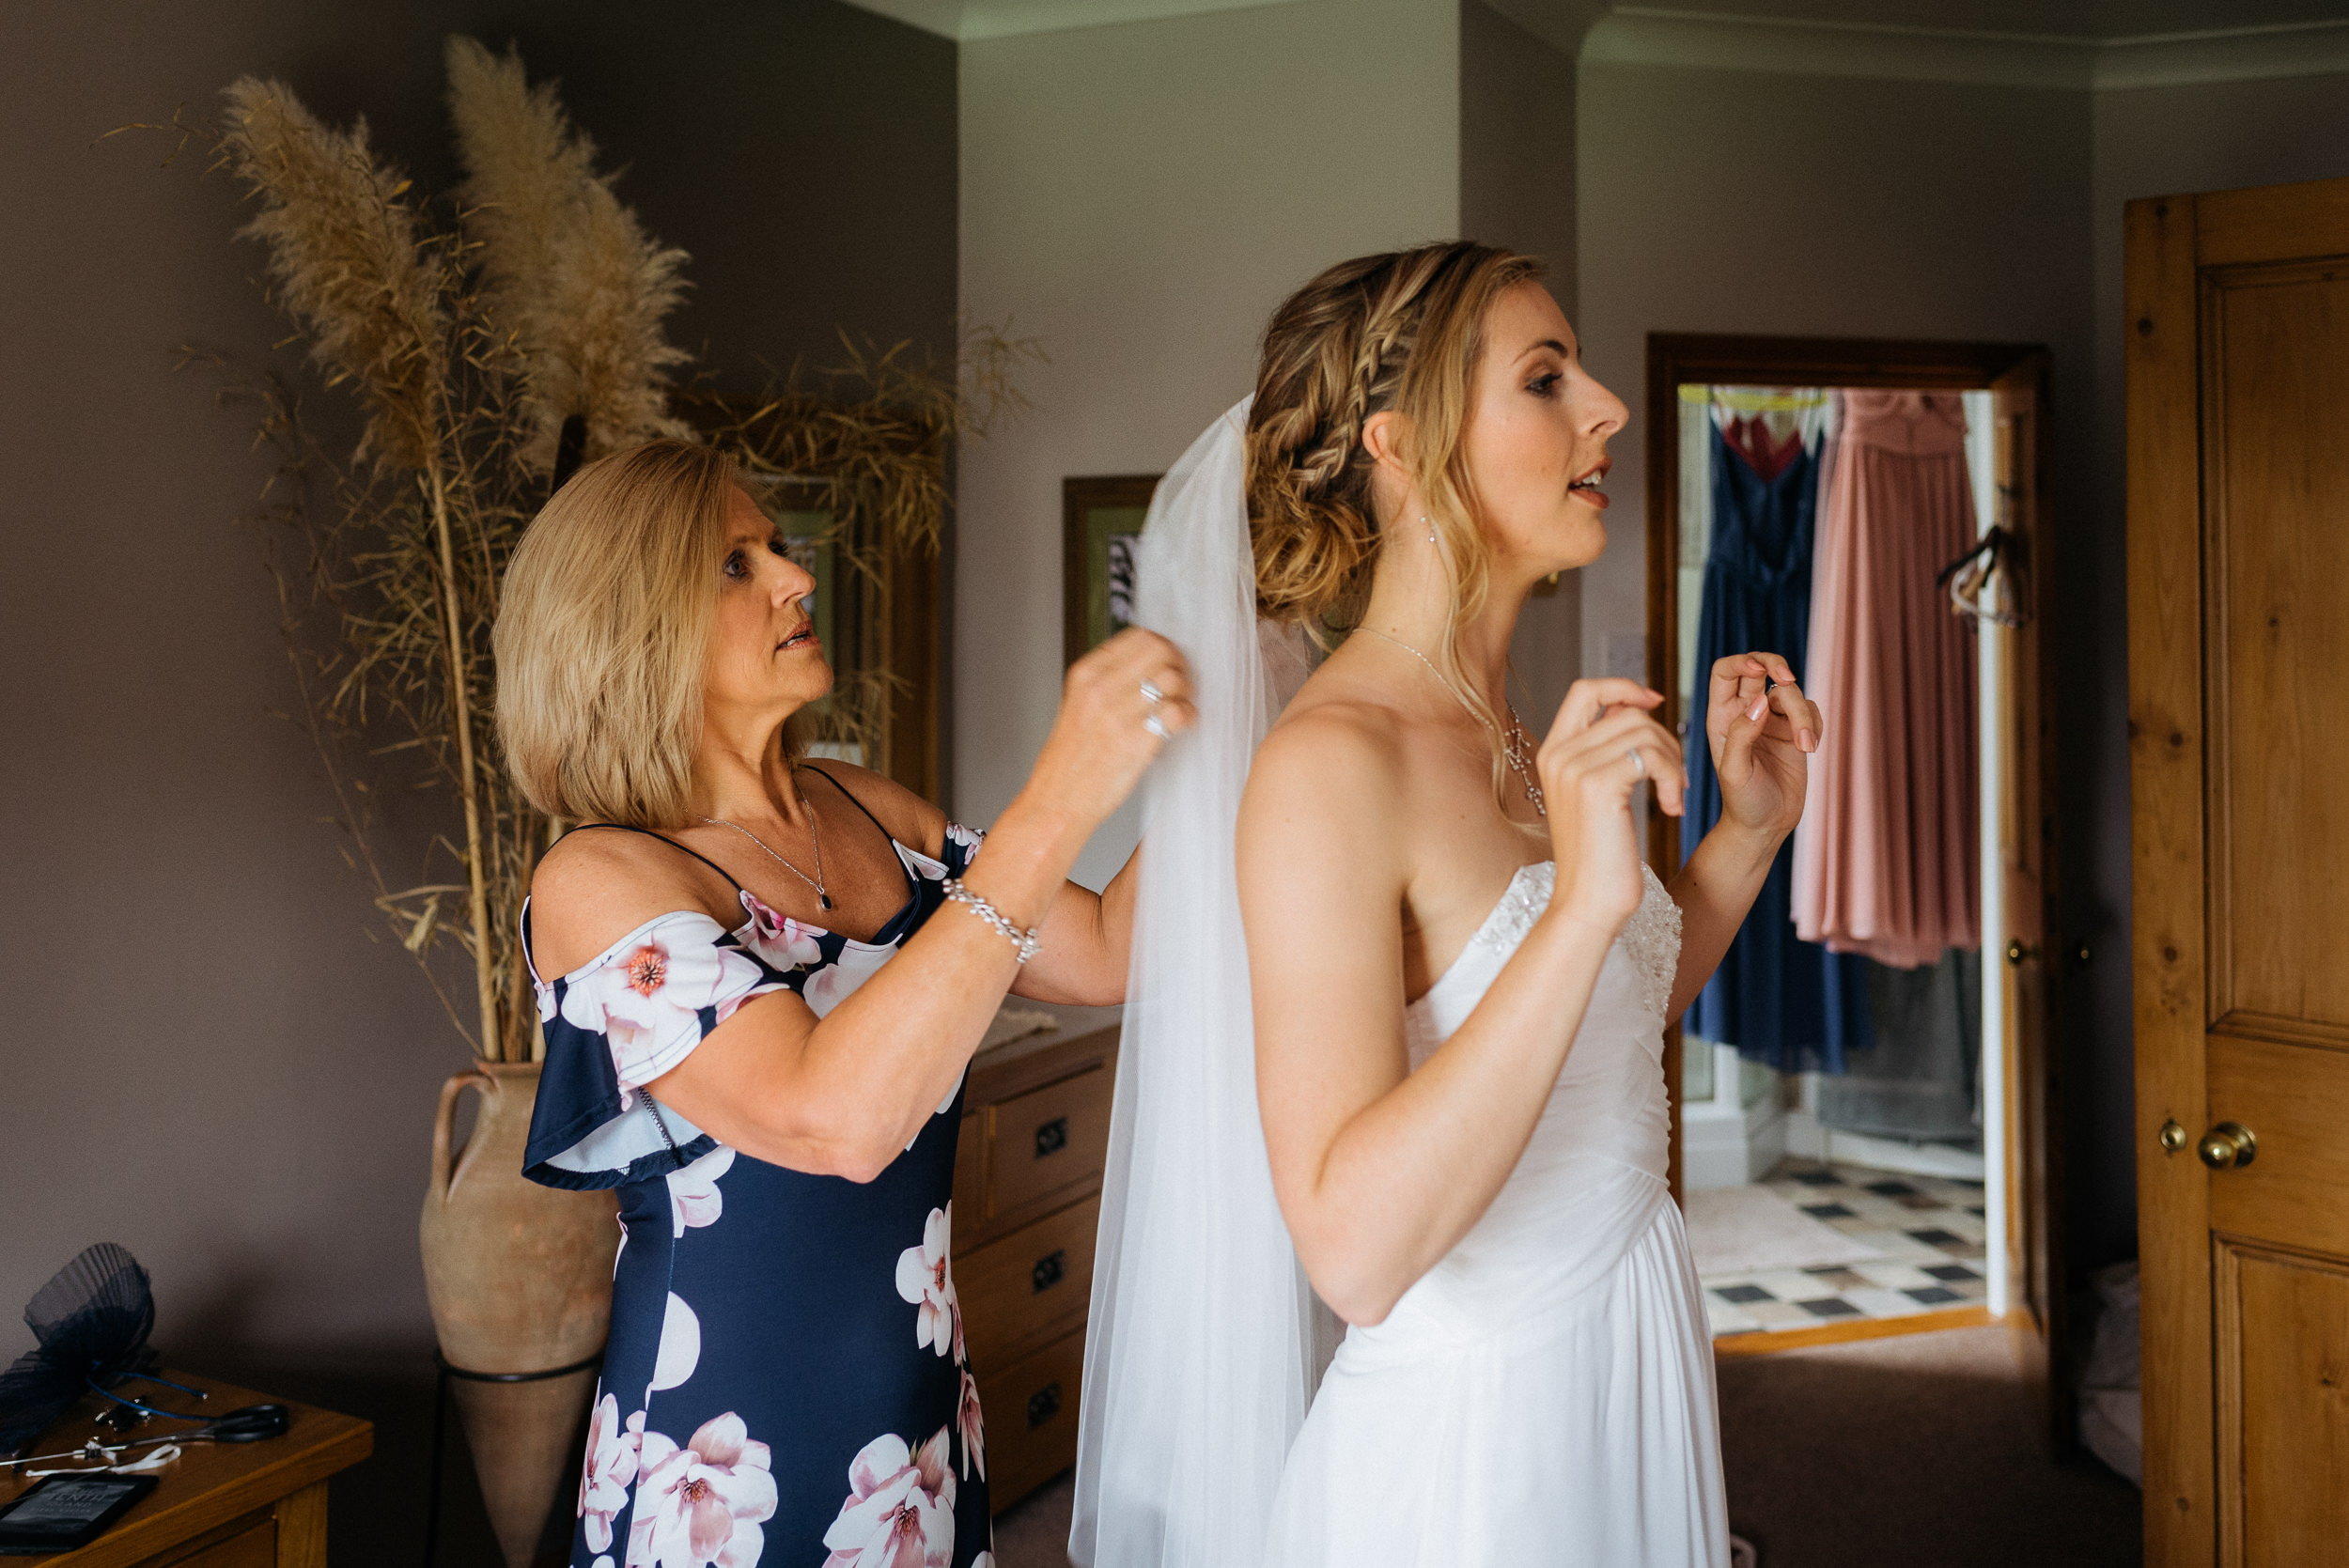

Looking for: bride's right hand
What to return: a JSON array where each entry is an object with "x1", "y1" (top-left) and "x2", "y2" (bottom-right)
[
  {"x1": 1535, "y1": 678, "x2": 1686, "y2": 933},
  {"x1": 1020, "y1": 629, "x2": 1197, "y2": 831}
]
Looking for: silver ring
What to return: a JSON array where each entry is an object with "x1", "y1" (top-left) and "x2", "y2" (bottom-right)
[
  {"x1": 1628, "y1": 747, "x2": 1645, "y2": 779},
  {"x1": 1140, "y1": 678, "x2": 1164, "y2": 705},
  {"x1": 1144, "y1": 712, "x2": 1170, "y2": 740}
]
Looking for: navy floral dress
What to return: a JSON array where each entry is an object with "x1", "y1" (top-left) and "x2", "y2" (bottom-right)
[{"x1": 522, "y1": 773, "x2": 993, "y2": 1568}]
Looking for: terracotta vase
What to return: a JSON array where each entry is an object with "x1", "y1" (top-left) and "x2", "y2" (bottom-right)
[{"x1": 421, "y1": 1062, "x2": 620, "y2": 1568}]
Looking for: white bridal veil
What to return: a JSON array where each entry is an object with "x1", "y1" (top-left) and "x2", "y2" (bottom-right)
[{"x1": 1068, "y1": 399, "x2": 1327, "y2": 1568}]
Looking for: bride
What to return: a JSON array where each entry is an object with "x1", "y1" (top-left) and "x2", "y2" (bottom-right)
[{"x1": 1071, "y1": 242, "x2": 1819, "y2": 1567}]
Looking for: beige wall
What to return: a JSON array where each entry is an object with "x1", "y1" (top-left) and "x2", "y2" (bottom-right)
[
  {"x1": 0, "y1": 0, "x2": 956, "y2": 1369},
  {"x1": 1573, "y1": 57, "x2": 2112, "y2": 1247},
  {"x1": 954, "y1": 0, "x2": 1462, "y2": 886},
  {"x1": 1462, "y1": 0, "x2": 1583, "y2": 720}
]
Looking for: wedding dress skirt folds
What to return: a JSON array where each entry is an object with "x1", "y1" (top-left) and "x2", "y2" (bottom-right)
[{"x1": 1260, "y1": 864, "x2": 1732, "y2": 1568}]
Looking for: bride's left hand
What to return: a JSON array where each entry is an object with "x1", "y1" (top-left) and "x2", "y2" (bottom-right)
[{"x1": 1706, "y1": 651, "x2": 1823, "y2": 842}]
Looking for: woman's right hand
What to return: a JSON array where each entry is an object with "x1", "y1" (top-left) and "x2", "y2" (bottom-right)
[
  {"x1": 1535, "y1": 678, "x2": 1686, "y2": 933},
  {"x1": 1021, "y1": 629, "x2": 1197, "y2": 831}
]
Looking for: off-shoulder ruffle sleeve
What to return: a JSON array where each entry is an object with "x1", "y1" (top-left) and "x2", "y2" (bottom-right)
[{"x1": 522, "y1": 908, "x2": 780, "y2": 1189}]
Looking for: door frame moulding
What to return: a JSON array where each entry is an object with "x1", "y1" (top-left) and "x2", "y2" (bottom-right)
[{"x1": 1645, "y1": 331, "x2": 2061, "y2": 1395}]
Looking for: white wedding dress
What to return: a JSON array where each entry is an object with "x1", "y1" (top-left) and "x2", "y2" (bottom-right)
[{"x1": 1258, "y1": 860, "x2": 1733, "y2": 1567}]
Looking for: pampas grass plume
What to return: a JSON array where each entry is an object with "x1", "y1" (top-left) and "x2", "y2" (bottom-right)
[
  {"x1": 445, "y1": 36, "x2": 691, "y2": 471},
  {"x1": 216, "y1": 77, "x2": 449, "y2": 474}
]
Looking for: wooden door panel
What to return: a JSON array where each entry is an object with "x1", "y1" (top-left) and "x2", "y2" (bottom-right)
[
  {"x1": 2135, "y1": 173, "x2": 2349, "y2": 1567},
  {"x1": 2206, "y1": 1036, "x2": 2349, "y2": 1258},
  {"x1": 2207, "y1": 270, "x2": 2349, "y2": 1046},
  {"x1": 2215, "y1": 1240, "x2": 2349, "y2": 1566},
  {"x1": 2198, "y1": 176, "x2": 2349, "y2": 268}
]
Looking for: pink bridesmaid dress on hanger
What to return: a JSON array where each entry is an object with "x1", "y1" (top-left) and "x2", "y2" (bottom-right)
[{"x1": 1793, "y1": 390, "x2": 1981, "y2": 969}]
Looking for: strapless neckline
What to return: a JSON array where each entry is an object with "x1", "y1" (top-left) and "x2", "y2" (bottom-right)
[{"x1": 1410, "y1": 861, "x2": 1554, "y2": 1014}]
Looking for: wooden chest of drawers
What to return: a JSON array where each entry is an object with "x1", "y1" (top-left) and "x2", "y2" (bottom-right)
[{"x1": 953, "y1": 1017, "x2": 1117, "y2": 1513}]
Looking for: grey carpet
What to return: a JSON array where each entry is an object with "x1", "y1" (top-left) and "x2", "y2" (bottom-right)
[{"x1": 989, "y1": 1325, "x2": 2140, "y2": 1567}]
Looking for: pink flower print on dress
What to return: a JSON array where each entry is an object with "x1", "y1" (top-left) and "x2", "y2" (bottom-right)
[
  {"x1": 625, "y1": 1413, "x2": 776, "y2": 1568},
  {"x1": 943, "y1": 824, "x2": 984, "y2": 865},
  {"x1": 802, "y1": 940, "x2": 893, "y2": 1018},
  {"x1": 818, "y1": 1428, "x2": 957, "y2": 1568},
  {"x1": 577, "y1": 1394, "x2": 642, "y2": 1553},
  {"x1": 894, "y1": 1204, "x2": 957, "y2": 1358},
  {"x1": 956, "y1": 1370, "x2": 985, "y2": 1482},
  {"x1": 560, "y1": 922, "x2": 762, "y2": 1103},
  {"x1": 735, "y1": 892, "x2": 824, "y2": 972},
  {"x1": 667, "y1": 1146, "x2": 736, "y2": 1238}
]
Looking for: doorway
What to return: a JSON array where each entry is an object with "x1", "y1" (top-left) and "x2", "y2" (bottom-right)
[{"x1": 1644, "y1": 335, "x2": 2063, "y2": 1393}]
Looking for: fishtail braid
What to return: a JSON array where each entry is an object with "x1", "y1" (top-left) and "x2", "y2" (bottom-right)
[{"x1": 1245, "y1": 242, "x2": 1542, "y2": 634}]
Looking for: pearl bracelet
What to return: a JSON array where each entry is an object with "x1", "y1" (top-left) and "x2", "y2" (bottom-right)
[{"x1": 942, "y1": 877, "x2": 1043, "y2": 964}]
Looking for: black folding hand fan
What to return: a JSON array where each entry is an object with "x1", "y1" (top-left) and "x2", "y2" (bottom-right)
[{"x1": 0, "y1": 1245, "x2": 157, "y2": 1457}]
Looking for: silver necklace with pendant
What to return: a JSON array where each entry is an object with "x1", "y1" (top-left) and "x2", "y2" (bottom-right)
[
  {"x1": 699, "y1": 801, "x2": 833, "y2": 910},
  {"x1": 1357, "y1": 628, "x2": 1548, "y2": 817}
]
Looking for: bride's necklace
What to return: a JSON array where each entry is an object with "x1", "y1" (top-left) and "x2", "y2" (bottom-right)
[
  {"x1": 1357, "y1": 628, "x2": 1547, "y2": 818},
  {"x1": 699, "y1": 800, "x2": 833, "y2": 910}
]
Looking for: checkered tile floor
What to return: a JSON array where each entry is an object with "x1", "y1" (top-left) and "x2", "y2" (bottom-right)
[{"x1": 1702, "y1": 1160, "x2": 1989, "y2": 1340}]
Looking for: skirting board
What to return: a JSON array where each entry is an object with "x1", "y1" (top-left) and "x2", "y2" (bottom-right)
[{"x1": 1781, "y1": 1110, "x2": 1987, "y2": 1181}]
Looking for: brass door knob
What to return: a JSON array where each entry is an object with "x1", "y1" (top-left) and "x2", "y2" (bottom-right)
[
  {"x1": 2197, "y1": 1122, "x2": 2257, "y2": 1170},
  {"x1": 2158, "y1": 1119, "x2": 2187, "y2": 1154},
  {"x1": 2006, "y1": 939, "x2": 2036, "y2": 967}
]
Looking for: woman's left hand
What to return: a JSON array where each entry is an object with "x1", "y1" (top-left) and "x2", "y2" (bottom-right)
[{"x1": 1705, "y1": 651, "x2": 1823, "y2": 842}]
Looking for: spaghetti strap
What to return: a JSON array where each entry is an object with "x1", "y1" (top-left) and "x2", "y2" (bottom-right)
[
  {"x1": 564, "y1": 822, "x2": 746, "y2": 894},
  {"x1": 801, "y1": 765, "x2": 890, "y2": 837},
  {"x1": 801, "y1": 765, "x2": 919, "y2": 897}
]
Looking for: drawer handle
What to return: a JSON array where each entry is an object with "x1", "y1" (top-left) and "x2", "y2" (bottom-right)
[
  {"x1": 1034, "y1": 1116, "x2": 1069, "y2": 1158},
  {"x1": 1031, "y1": 1250, "x2": 1067, "y2": 1294},
  {"x1": 1027, "y1": 1382, "x2": 1062, "y2": 1429}
]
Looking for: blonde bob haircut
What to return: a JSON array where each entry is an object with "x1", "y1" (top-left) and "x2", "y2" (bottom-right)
[{"x1": 495, "y1": 438, "x2": 743, "y2": 829}]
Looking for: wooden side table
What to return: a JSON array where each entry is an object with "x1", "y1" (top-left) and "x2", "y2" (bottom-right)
[{"x1": 0, "y1": 1373, "x2": 372, "y2": 1568}]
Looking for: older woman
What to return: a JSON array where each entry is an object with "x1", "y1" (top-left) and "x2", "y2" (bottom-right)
[{"x1": 497, "y1": 440, "x2": 1190, "y2": 1568}]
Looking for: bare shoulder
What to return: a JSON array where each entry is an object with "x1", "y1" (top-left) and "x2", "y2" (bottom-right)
[
  {"x1": 1240, "y1": 693, "x2": 1411, "y2": 877},
  {"x1": 801, "y1": 759, "x2": 949, "y2": 856},
  {"x1": 527, "y1": 827, "x2": 735, "y2": 980},
  {"x1": 1251, "y1": 697, "x2": 1408, "y2": 808}
]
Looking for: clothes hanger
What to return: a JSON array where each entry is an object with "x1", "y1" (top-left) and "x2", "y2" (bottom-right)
[{"x1": 1936, "y1": 516, "x2": 2026, "y2": 628}]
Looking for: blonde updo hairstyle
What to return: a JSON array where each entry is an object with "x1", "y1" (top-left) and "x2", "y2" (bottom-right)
[
  {"x1": 1247, "y1": 241, "x2": 1545, "y2": 638},
  {"x1": 495, "y1": 438, "x2": 745, "y2": 829},
  {"x1": 1248, "y1": 242, "x2": 1546, "y2": 794}
]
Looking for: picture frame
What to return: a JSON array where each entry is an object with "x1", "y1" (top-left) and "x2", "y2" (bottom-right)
[{"x1": 1063, "y1": 474, "x2": 1160, "y2": 666}]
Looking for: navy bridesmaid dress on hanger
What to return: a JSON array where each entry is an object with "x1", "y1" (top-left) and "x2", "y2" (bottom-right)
[{"x1": 1684, "y1": 421, "x2": 1872, "y2": 1075}]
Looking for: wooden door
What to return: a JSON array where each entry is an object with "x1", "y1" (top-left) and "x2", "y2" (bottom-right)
[
  {"x1": 1989, "y1": 355, "x2": 2064, "y2": 1409},
  {"x1": 2129, "y1": 176, "x2": 2349, "y2": 1566}
]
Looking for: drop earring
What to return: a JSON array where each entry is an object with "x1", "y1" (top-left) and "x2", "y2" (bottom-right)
[{"x1": 1422, "y1": 514, "x2": 1437, "y2": 546}]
